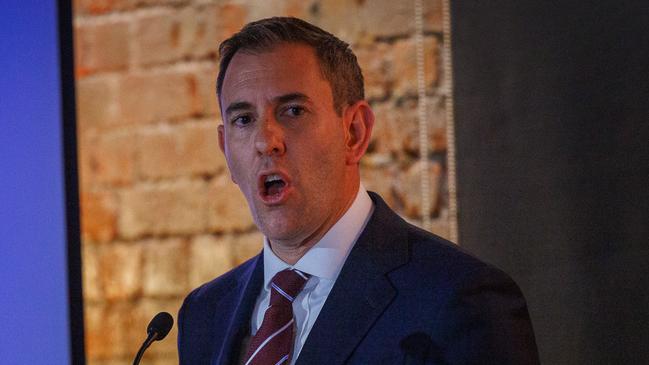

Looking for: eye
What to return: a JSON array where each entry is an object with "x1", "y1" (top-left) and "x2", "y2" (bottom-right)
[
  {"x1": 283, "y1": 105, "x2": 305, "y2": 117},
  {"x1": 231, "y1": 114, "x2": 252, "y2": 126}
]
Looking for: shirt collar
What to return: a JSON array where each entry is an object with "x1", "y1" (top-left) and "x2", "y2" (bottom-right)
[{"x1": 262, "y1": 184, "x2": 374, "y2": 288}]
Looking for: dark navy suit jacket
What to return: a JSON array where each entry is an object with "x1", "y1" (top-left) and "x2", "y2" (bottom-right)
[{"x1": 178, "y1": 193, "x2": 540, "y2": 364}]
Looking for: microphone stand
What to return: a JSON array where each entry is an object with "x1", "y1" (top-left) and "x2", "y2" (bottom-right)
[
  {"x1": 132, "y1": 312, "x2": 173, "y2": 365},
  {"x1": 133, "y1": 331, "x2": 161, "y2": 365}
]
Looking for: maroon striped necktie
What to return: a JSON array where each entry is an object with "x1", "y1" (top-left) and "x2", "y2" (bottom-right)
[{"x1": 243, "y1": 269, "x2": 310, "y2": 365}]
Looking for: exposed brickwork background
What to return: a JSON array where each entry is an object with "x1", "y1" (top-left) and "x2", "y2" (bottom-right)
[{"x1": 74, "y1": 1, "x2": 448, "y2": 363}]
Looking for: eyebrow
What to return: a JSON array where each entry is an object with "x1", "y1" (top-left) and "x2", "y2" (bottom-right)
[
  {"x1": 275, "y1": 92, "x2": 309, "y2": 105},
  {"x1": 224, "y1": 93, "x2": 311, "y2": 117},
  {"x1": 224, "y1": 101, "x2": 253, "y2": 117}
]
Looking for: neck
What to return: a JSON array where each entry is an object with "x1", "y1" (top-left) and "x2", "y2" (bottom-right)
[
  {"x1": 268, "y1": 242, "x2": 316, "y2": 266},
  {"x1": 269, "y1": 178, "x2": 360, "y2": 265}
]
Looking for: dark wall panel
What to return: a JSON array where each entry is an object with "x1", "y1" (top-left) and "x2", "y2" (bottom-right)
[{"x1": 451, "y1": 1, "x2": 649, "y2": 364}]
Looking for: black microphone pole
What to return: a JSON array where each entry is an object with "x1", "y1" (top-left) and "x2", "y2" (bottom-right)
[{"x1": 133, "y1": 312, "x2": 174, "y2": 365}]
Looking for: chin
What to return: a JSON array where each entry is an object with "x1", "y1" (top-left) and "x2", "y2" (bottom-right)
[
  {"x1": 262, "y1": 225, "x2": 298, "y2": 243},
  {"x1": 254, "y1": 215, "x2": 294, "y2": 239}
]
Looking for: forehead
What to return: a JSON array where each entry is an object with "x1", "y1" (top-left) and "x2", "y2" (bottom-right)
[{"x1": 220, "y1": 43, "x2": 331, "y2": 107}]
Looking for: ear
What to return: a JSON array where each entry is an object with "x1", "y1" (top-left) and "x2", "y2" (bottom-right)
[
  {"x1": 343, "y1": 100, "x2": 375, "y2": 165},
  {"x1": 217, "y1": 124, "x2": 226, "y2": 153}
]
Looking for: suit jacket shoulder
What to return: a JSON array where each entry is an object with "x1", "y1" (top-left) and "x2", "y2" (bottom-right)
[
  {"x1": 296, "y1": 192, "x2": 539, "y2": 364},
  {"x1": 178, "y1": 254, "x2": 263, "y2": 365},
  {"x1": 397, "y1": 223, "x2": 539, "y2": 364}
]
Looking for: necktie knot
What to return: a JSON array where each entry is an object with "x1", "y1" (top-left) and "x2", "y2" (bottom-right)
[{"x1": 270, "y1": 269, "x2": 310, "y2": 305}]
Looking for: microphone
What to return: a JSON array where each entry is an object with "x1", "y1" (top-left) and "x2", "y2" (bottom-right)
[{"x1": 132, "y1": 312, "x2": 174, "y2": 365}]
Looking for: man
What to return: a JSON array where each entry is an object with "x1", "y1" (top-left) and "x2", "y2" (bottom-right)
[{"x1": 178, "y1": 17, "x2": 539, "y2": 365}]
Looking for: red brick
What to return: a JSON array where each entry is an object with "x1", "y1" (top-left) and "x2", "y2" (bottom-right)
[
  {"x1": 134, "y1": 11, "x2": 180, "y2": 66},
  {"x1": 115, "y1": 301, "x2": 144, "y2": 358},
  {"x1": 98, "y1": 242, "x2": 143, "y2": 301},
  {"x1": 352, "y1": 38, "x2": 441, "y2": 101},
  {"x1": 186, "y1": 4, "x2": 222, "y2": 58},
  {"x1": 118, "y1": 71, "x2": 199, "y2": 125},
  {"x1": 355, "y1": 43, "x2": 392, "y2": 101},
  {"x1": 75, "y1": 21, "x2": 130, "y2": 77},
  {"x1": 78, "y1": 134, "x2": 94, "y2": 191},
  {"x1": 283, "y1": 0, "x2": 318, "y2": 18},
  {"x1": 82, "y1": 243, "x2": 102, "y2": 302},
  {"x1": 360, "y1": 0, "x2": 417, "y2": 38},
  {"x1": 232, "y1": 231, "x2": 264, "y2": 266},
  {"x1": 84, "y1": 302, "x2": 110, "y2": 360},
  {"x1": 85, "y1": 302, "x2": 136, "y2": 360},
  {"x1": 137, "y1": 121, "x2": 225, "y2": 179},
  {"x1": 188, "y1": 234, "x2": 233, "y2": 288},
  {"x1": 370, "y1": 98, "x2": 446, "y2": 156},
  {"x1": 86, "y1": 359, "x2": 128, "y2": 365},
  {"x1": 80, "y1": 131, "x2": 136, "y2": 187},
  {"x1": 391, "y1": 36, "x2": 439, "y2": 97},
  {"x1": 303, "y1": 2, "x2": 361, "y2": 44},
  {"x1": 360, "y1": 164, "x2": 401, "y2": 210},
  {"x1": 361, "y1": 0, "x2": 444, "y2": 36},
  {"x1": 425, "y1": 0, "x2": 445, "y2": 33},
  {"x1": 213, "y1": 4, "x2": 248, "y2": 42},
  {"x1": 142, "y1": 238, "x2": 188, "y2": 297},
  {"x1": 207, "y1": 174, "x2": 255, "y2": 233},
  {"x1": 137, "y1": 0, "x2": 187, "y2": 6},
  {"x1": 314, "y1": 0, "x2": 443, "y2": 39},
  {"x1": 149, "y1": 357, "x2": 181, "y2": 365},
  {"x1": 86, "y1": 299, "x2": 156, "y2": 362},
  {"x1": 74, "y1": 0, "x2": 135, "y2": 15},
  {"x1": 135, "y1": 6, "x2": 220, "y2": 67},
  {"x1": 119, "y1": 180, "x2": 208, "y2": 239},
  {"x1": 195, "y1": 65, "x2": 220, "y2": 117},
  {"x1": 76, "y1": 75, "x2": 119, "y2": 130},
  {"x1": 81, "y1": 190, "x2": 118, "y2": 243},
  {"x1": 393, "y1": 160, "x2": 442, "y2": 219}
]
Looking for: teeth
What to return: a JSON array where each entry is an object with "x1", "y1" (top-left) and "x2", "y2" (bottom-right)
[{"x1": 264, "y1": 174, "x2": 282, "y2": 183}]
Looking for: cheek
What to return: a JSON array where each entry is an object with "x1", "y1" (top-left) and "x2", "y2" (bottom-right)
[
  {"x1": 303, "y1": 138, "x2": 346, "y2": 180},
  {"x1": 223, "y1": 146, "x2": 244, "y2": 186}
]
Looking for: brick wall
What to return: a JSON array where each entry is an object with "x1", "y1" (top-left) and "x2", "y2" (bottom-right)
[{"x1": 74, "y1": 1, "x2": 448, "y2": 363}]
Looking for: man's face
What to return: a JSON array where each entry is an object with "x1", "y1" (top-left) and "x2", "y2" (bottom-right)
[{"x1": 218, "y1": 43, "x2": 358, "y2": 248}]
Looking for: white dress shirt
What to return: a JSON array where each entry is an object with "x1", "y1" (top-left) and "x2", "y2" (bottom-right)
[{"x1": 250, "y1": 184, "x2": 374, "y2": 364}]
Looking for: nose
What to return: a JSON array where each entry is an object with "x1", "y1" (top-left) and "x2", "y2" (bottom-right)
[{"x1": 254, "y1": 114, "x2": 286, "y2": 156}]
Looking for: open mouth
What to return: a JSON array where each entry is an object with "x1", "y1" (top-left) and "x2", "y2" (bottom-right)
[{"x1": 262, "y1": 173, "x2": 287, "y2": 197}]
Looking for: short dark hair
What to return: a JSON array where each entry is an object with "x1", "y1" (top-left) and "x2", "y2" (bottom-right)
[{"x1": 216, "y1": 17, "x2": 364, "y2": 115}]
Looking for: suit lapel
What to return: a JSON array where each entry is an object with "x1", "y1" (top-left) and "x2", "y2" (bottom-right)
[
  {"x1": 296, "y1": 193, "x2": 409, "y2": 365},
  {"x1": 212, "y1": 254, "x2": 264, "y2": 365}
]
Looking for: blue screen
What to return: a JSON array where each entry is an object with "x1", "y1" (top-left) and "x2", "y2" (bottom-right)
[{"x1": 0, "y1": 0, "x2": 72, "y2": 363}]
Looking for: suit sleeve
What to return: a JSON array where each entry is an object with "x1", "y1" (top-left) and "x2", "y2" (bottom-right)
[
  {"x1": 434, "y1": 266, "x2": 540, "y2": 365},
  {"x1": 176, "y1": 288, "x2": 194, "y2": 365},
  {"x1": 176, "y1": 286, "x2": 212, "y2": 365}
]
